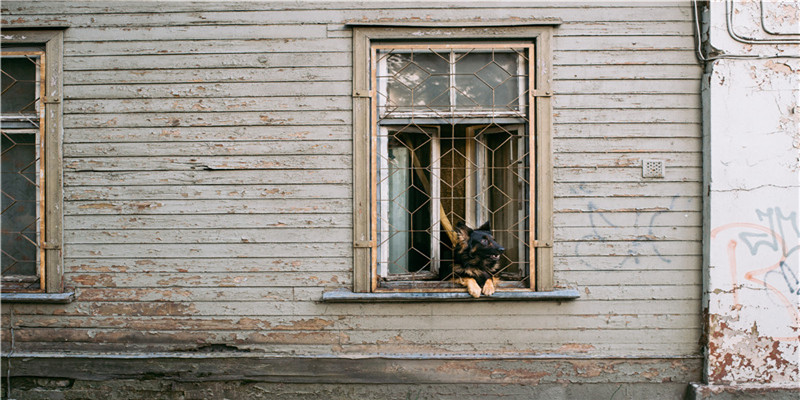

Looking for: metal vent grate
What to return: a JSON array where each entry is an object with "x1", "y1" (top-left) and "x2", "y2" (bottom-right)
[{"x1": 642, "y1": 159, "x2": 665, "y2": 178}]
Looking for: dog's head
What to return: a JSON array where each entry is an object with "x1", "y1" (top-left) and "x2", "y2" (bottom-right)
[{"x1": 455, "y1": 221, "x2": 505, "y2": 263}]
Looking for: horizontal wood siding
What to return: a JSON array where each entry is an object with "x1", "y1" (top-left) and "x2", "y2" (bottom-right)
[{"x1": 1, "y1": 1, "x2": 702, "y2": 359}]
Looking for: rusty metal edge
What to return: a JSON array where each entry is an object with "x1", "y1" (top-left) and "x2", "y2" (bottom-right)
[{"x1": 320, "y1": 288, "x2": 580, "y2": 302}]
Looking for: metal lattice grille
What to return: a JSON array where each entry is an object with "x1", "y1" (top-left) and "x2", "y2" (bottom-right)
[
  {"x1": 371, "y1": 44, "x2": 534, "y2": 291},
  {"x1": 1, "y1": 51, "x2": 46, "y2": 291}
]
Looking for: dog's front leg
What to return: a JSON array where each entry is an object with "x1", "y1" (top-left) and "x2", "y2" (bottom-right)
[
  {"x1": 481, "y1": 276, "x2": 499, "y2": 296},
  {"x1": 455, "y1": 277, "x2": 482, "y2": 298}
]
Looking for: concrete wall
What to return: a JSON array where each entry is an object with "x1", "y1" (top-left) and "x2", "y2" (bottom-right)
[
  {"x1": 1, "y1": 1, "x2": 705, "y2": 398},
  {"x1": 701, "y1": 0, "x2": 800, "y2": 394}
]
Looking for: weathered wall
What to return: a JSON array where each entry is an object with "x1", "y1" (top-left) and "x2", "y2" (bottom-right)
[
  {"x1": 1, "y1": 1, "x2": 703, "y2": 397},
  {"x1": 703, "y1": 0, "x2": 800, "y2": 391}
]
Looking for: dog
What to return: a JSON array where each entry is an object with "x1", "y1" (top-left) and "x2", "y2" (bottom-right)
[{"x1": 445, "y1": 221, "x2": 505, "y2": 298}]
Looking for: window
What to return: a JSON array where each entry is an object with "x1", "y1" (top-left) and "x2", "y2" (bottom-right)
[
  {"x1": 352, "y1": 25, "x2": 555, "y2": 294},
  {"x1": 1, "y1": 30, "x2": 64, "y2": 294}
]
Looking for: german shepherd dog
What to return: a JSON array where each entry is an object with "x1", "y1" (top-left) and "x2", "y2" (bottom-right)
[{"x1": 443, "y1": 221, "x2": 505, "y2": 298}]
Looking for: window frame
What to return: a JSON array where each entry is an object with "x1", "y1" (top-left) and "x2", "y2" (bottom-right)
[
  {"x1": 1, "y1": 29, "x2": 65, "y2": 296},
  {"x1": 352, "y1": 25, "x2": 555, "y2": 294}
]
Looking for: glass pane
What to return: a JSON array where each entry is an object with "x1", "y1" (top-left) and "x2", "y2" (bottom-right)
[
  {"x1": 380, "y1": 51, "x2": 450, "y2": 113},
  {"x1": 455, "y1": 51, "x2": 521, "y2": 111},
  {"x1": 388, "y1": 145, "x2": 411, "y2": 274},
  {"x1": 1, "y1": 56, "x2": 40, "y2": 115},
  {"x1": 1, "y1": 129, "x2": 40, "y2": 278}
]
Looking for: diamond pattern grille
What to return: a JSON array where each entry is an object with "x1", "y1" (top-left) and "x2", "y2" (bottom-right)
[
  {"x1": 373, "y1": 45, "x2": 533, "y2": 291},
  {"x1": 1, "y1": 52, "x2": 44, "y2": 291}
]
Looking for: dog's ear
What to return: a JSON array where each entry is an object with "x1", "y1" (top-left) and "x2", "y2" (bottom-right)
[
  {"x1": 477, "y1": 221, "x2": 491, "y2": 232},
  {"x1": 455, "y1": 221, "x2": 472, "y2": 242}
]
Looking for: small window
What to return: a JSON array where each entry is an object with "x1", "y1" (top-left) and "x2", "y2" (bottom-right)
[
  {"x1": 1, "y1": 31, "x2": 64, "y2": 294},
  {"x1": 352, "y1": 27, "x2": 555, "y2": 294}
]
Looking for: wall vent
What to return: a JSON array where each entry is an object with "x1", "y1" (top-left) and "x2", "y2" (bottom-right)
[{"x1": 642, "y1": 160, "x2": 665, "y2": 178}]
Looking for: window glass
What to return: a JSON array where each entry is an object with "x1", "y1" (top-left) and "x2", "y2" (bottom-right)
[
  {"x1": 1, "y1": 52, "x2": 44, "y2": 290},
  {"x1": 1, "y1": 55, "x2": 40, "y2": 116}
]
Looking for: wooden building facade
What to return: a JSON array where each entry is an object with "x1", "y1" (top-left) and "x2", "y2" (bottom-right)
[{"x1": 1, "y1": 2, "x2": 706, "y2": 398}]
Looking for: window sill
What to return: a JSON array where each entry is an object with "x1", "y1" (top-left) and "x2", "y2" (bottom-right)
[
  {"x1": 1, "y1": 292, "x2": 75, "y2": 303},
  {"x1": 321, "y1": 288, "x2": 580, "y2": 302}
]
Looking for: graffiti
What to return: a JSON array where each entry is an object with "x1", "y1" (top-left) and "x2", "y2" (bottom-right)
[
  {"x1": 711, "y1": 206, "x2": 800, "y2": 341},
  {"x1": 575, "y1": 197, "x2": 677, "y2": 268}
]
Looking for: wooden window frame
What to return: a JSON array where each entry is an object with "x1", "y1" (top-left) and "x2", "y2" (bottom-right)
[
  {"x1": 352, "y1": 25, "x2": 555, "y2": 294},
  {"x1": 1, "y1": 29, "x2": 65, "y2": 296}
]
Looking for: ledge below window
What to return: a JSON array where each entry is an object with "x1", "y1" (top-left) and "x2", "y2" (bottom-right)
[
  {"x1": 1, "y1": 292, "x2": 75, "y2": 304},
  {"x1": 321, "y1": 288, "x2": 580, "y2": 302}
]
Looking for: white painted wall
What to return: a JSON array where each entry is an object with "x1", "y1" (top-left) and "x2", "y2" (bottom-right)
[{"x1": 705, "y1": 0, "x2": 800, "y2": 386}]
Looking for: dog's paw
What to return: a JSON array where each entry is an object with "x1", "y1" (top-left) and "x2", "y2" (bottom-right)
[
  {"x1": 482, "y1": 278, "x2": 496, "y2": 296},
  {"x1": 466, "y1": 280, "x2": 482, "y2": 298}
]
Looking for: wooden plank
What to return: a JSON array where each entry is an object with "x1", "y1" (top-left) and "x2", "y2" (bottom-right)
[
  {"x1": 554, "y1": 211, "x2": 702, "y2": 228},
  {"x1": 554, "y1": 50, "x2": 697, "y2": 66},
  {"x1": 296, "y1": 299, "x2": 702, "y2": 318},
  {"x1": 64, "y1": 170, "x2": 351, "y2": 186},
  {"x1": 63, "y1": 214, "x2": 352, "y2": 230},
  {"x1": 43, "y1": 30, "x2": 64, "y2": 293},
  {"x1": 10, "y1": 312, "x2": 701, "y2": 331},
  {"x1": 553, "y1": 94, "x2": 700, "y2": 109},
  {"x1": 66, "y1": 243, "x2": 352, "y2": 259},
  {"x1": 73, "y1": 288, "x2": 296, "y2": 302},
  {"x1": 556, "y1": 197, "x2": 700, "y2": 212},
  {"x1": 555, "y1": 226, "x2": 701, "y2": 242},
  {"x1": 56, "y1": 270, "x2": 700, "y2": 289},
  {"x1": 3, "y1": 301, "x2": 296, "y2": 317},
  {"x1": 554, "y1": 137, "x2": 701, "y2": 153},
  {"x1": 65, "y1": 272, "x2": 351, "y2": 288},
  {"x1": 555, "y1": 167, "x2": 702, "y2": 183},
  {"x1": 556, "y1": 270, "x2": 701, "y2": 285},
  {"x1": 554, "y1": 21, "x2": 694, "y2": 36},
  {"x1": 64, "y1": 257, "x2": 351, "y2": 274},
  {"x1": 557, "y1": 255, "x2": 700, "y2": 271},
  {"x1": 554, "y1": 79, "x2": 699, "y2": 94},
  {"x1": 64, "y1": 24, "x2": 329, "y2": 41},
  {"x1": 63, "y1": 111, "x2": 351, "y2": 128},
  {"x1": 555, "y1": 241, "x2": 701, "y2": 257},
  {"x1": 64, "y1": 52, "x2": 351, "y2": 71},
  {"x1": 66, "y1": 199, "x2": 351, "y2": 215},
  {"x1": 64, "y1": 141, "x2": 352, "y2": 157},
  {"x1": 555, "y1": 123, "x2": 700, "y2": 138},
  {"x1": 2, "y1": 7, "x2": 693, "y2": 28},
  {"x1": 64, "y1": 227, "x2": 352, "y2": 244},
  {"x1": 65, "y1": 155, "x2": 352, "y2": 172},
  {"x1": 554, "y1": 65, "x2": 701, "y2": 80},
  {"x1": 343, "y1": 328, "x2": 699, "y2": 346},
  {"x1": 554, "y1": 182, "x2": 702, "y2": 197},
  {"x1": 553, "y1": 109, "x2": 700, "y2": 124},
  {"x1": 64, "y1": 67, "x2": 351, "y2": 85},
  {"x1": 4, "y1": 298, "x2": 701, "y2": 318},
  {"x1": 64, "y1": 81, "x2": 351, "y2": 99},
  {"x1": 6, "y1": 324, "x2": 699, "y2": 345},
  {"x1": 63, "y1": 38, "x2": 352, "y2": 56},
  {"x1": 555, "y1": 153, "x2": 701, "y2": 168},
  {"x1": 3, "y1": 2, "x2": 693, "y2": 14},
  {"x1": 8, "y1": 326, "x2": 697, "y2": 346},
  {"x1": 64, "y1": 184, "x2": 352, "y2": 201},
  {"x1": 63, "y1": 125, "x2": 352, "y2": 143},
  {"x1": 63, "y1": 96, "x2": 351, "y2": 114},
  {"x1": 554, "y1": 35, "x2": 694, "y2": 51}
]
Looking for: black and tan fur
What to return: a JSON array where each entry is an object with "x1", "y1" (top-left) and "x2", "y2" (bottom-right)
[{"x1": 445, "y1": 221, "x2": 505, "y2": 298}]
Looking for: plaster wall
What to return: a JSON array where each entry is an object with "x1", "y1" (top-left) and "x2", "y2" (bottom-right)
[{"x1": 704, "y1": 0, "x2": 800, "y2": 387}]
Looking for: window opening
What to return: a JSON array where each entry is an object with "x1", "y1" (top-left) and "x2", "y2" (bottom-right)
[
  {"x1": 1, "y1": 51, "x2": 46, "y2": 291},
  {"x1": 371, "y1": 44, "x2": 534, "y2": 292}
]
